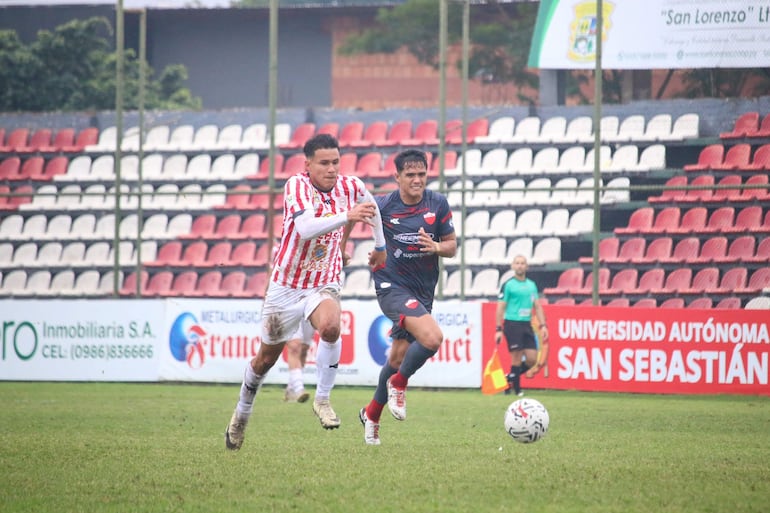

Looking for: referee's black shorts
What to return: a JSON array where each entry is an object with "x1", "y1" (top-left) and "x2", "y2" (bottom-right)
[{"x1": 502, "y1": 320, "x2": 537, "y2": 352}]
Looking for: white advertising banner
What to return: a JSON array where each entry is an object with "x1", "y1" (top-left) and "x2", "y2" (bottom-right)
[
  {"x1": 528, "y1": 0, "x2": 770, "y2": 69},
  {"x1": 157, "y1": 298, "x2": 483, "y2": 388},
  {"x1": 0, "y1": 300, "x2": 163, "y2": 381}
]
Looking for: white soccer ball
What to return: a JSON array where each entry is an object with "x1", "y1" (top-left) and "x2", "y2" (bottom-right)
[{"x1": 504, "y1": 398, "x2": 549, "y2": 443}]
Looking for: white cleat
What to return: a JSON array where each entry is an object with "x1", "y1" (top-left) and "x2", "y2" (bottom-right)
[
  {"x1": 284, "y1": 387, "x2": 310, "y2": 403},
  {"x1": 313, "y1": 399, "x2": 341, "y2": 429},
  {"x1": 386, "y1": 377, "x2": 406, "y2": 421},
  {"x1": 359, "y1": 407, "x2": 381, "y2": 445},
  {"x1": 225, "y1": 411, "x2": 248, "y2": 451}
]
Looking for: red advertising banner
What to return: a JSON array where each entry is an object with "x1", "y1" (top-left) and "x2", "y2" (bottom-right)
[{"x1": 481, "y1": 303, "x2": 770, "y2": 396}]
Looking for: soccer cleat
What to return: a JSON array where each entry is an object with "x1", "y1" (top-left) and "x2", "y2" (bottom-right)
[
  {"x1": 359, "y1": 407, "x2": 381, "y2": 445},
  {"x1": 386, "y1": 377, "x2": 406, "y2": 421},
  {"x1": 516, "y1": 391, "x2": 525, "y2": 397},
  {"x1": 313, "y1": 399, "x2": 341, "y2": 429},
  {"x1": 224, "y1": 411, "x2": 248, "y2": 451},
  {"x1": 284, "y1": 387, "x2": 310, "y2": 403}
]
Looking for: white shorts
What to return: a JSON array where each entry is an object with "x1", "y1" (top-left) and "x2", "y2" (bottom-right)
[{"x1": 261, "y1": 281, "x2": 341, "y2": 345}]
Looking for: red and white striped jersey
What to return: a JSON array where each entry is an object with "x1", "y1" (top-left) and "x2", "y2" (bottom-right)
[{"x1": 272, "y1": 172, "x2": 369, "y2": 289}]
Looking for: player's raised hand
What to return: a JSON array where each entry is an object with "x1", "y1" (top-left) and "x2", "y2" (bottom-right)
[
  {"x1": 348, "y1": 201, "x2": 377, "y2": 225},
  {"x1": 417, "y1": 227, "x2": 440, "y2": 253}
]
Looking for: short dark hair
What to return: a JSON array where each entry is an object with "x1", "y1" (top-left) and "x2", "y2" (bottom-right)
[
  {"x1": 394, "y1": 149, "x2": 428, "y2": 172},
  {"x1": 303, "y1": 133, "x2": 339, "y2": 157}
]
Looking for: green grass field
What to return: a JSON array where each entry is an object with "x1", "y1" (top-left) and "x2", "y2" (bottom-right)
[{"x1": 1, "y1": 382, "x2": 768, "y2": 513}]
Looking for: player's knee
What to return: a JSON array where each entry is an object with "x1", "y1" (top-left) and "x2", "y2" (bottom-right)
[
  {"x1": 319, "y1": 325, "x2": 340, "y2": 343},
  {"x1": 421, "y1": 330, "x2": 444, "y2": 351}
]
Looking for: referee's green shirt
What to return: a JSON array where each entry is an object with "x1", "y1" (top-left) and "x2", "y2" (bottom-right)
[{"x1": 499, "y1": 277, "x2": 539, "y2": 322}]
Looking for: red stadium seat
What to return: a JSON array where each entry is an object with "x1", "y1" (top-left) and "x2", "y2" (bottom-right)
[
  {"x1": 236, "y1": 272, "x2": 268, "y2": 298},
  {"x1": 448, "y1": 118, "x2": 489, "y2": 145},
  {"x1": 543, "y1": 267, "x2": 584, "y2": 296},
  {"x1": 645, "y1": 207, "x2": 681, "y2": 234},
  {"x1": 605, "y1": 298, "x2": 630, "y2": 307},
  {"x1": 715, "y1": 297, "x2": 742, "y2": 309},
  {"x1": 356, "y1": 152, "x2": 383, "y2": 177},
  {"x1": 177, "y1": 242, "x2": 208, "y2": 266},
  {"x1": 0, "y1": 157, "x2": 21, "y2": 180},
  {"x1": 735, "y1": 267, "x2": 770, "y2": 293},
  {"x1": 338, "y1": 122, "x2": 364, "y2": 148},
  {"x1": 401, "y1": 119, "x2": 438, "y2": 146},
  {"x1": 120, "y1": 270, "x2": 149, "y2": 296},
  {"x1": 615, "y1": 207, "x2": 654, "y2": 235},
  {"x1": 216, "y1": 184, "x2": 252, "y2": 211},
  {"x1": 715, "y1": 236, "x2": 756, "y2": 263},
  {"x1": 228, "y1": 242, "x2": 257, "y2": 265},
  {"x1": 62, "y1": 127, "x2": 98, "y2": 152},
  {"x1": 191, "y1": 271, "x2": 223, "y2": 297},
  {"x1": 210, "y1": 214, "x2": 241, "y2": 239},
  {"x1": 42, "y1": 128, "x2": 75, "y2": 152},
  {"x1": 212, "y1": 271, "x2": 246, "y2": 297},
  {"x1": 710, "y1": 175, "x2": 743, "y2": 202},
  {"x1": 15, "y1": 128, "x2": 52, "y2": 153},
  {"x1": 164, "y1": 271, "x2": 198, "y2": 297},
  {"x1": 179, "y1": 214, "x2": 217, "y2": 239},
  {"x1": 668, "y1": 207, "x2": 707, "y2": 235},
  {"x1": 19, "y1": 157, "x2": 44, "y2": 181},
  {"x1": 741, "y1": 175, "x2": 769, "y2": 201},
  {"x1": 723, "y1": 206, "x2": 762, "y2": 234},
  {"x1": 697, "y1": 207, "x2": 735, "y2": 234},
  {"x1": 712, "y1": 143, "x2": 751, "y2": 171},
  {"x1": 650, "y1": 268, "x2": 692, "y2": 294},
  {"x1": 380, "y1": 120, "x2": 412, "y2": 147},
  {"x1": 636, "y1": 269, "x2": 664, "y2": 294},
  {"x1": 0, "y1": 128, "x2": 29, "y2": 152},
  {"x1": 350, "y1": 121, "x2": 388, "y2": 148},
  {"x1": 316, "y1": 122, "x2": 339, "y2": 138},
  {"x1": 572, "y1": 268, "x2": 610, "y2": 295},
  {"x1": 660, "y1": 237, "x2": 700, "y2": 263},
  {"x1": 633, "y1": 298, "x2": 657, "y2": 308},
  {"x1": 145, "y1": 241, "x2": 182, "y2": 267},
  {"x1": 203, "y1": 242, "x2": 232, "y2": 267},
  {"x1": 752, "y1": 113, "x2": 770, "y2": 138},
  {"x1": 635, "y1": 237, "x2": 672, "y2": 264},
  {"x1": 277, "y1": 153, "x2": 306, "y2": 180},
  {"x1": 145, "y1": 271, "x2": 174, "y2": 297},
  {"x1": 680, "y1": 267, "x2": 719, "y2": 294},
  {"x1": 279, "y1": 123, "x2": 316, "y2": 150},
  {"x1": 42, "y1": 156, "x2": 68, "y2": 180},
  {"x1": 692, "y1": 236, "x2": 727, "y2": 263},
  {"x1": 745, "y1": 237, "x2": 770, "y2": 263},
  {"x1": 605, "y1": 268, "x2": 638, "y2": 295},
  {"x1": 687, "y1": 297, "x2": 713, "y2": 309},
  {"x1": 7, "y1": 185, "x2": 33, "y2": 209},
  {"x1": 744, "y1": 144, "x2": 770, "y2": 171},
  {"x1": 609, "y1": 237, "x2": 645, "y2": 263},
  {"x1": 660, "y1": 297, "x2": 685, "y2": 309},
  {"x1": 713, "y1": 267, "x2": 747, "y2": 294},
  {"x1": 432, "y1": 150, "x2": 457, "y2": 176},
  {"x1": 339, "y1": 152, "x2": 358, "y2": 175},
  {"x1": 648, "y1": 176, "x2": 687, "y2": 204},
  {"x1": 680, "y1": 175, "x2": 714, "y2": 203},
  {"x1": 232, "y1": 214, "x2": 266, "y2": 240},
  {"x1": 683, "y1": 144, "x2": 724, "y2": 171},
  {"x1": 578, "y1": 237, "x2": 619, "y2": 264},
  {"x1": 553, "y1": 297, "x2": 576, "y2": 306},
  {"x1": 252, "y1": 243, "x2": 271, "y2": 266},
  {"x1": 720, "y1": 112, "x2": 759, "y2": 139}
]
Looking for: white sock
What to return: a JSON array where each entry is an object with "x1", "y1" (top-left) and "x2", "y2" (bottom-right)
[
  {"x1": 314, "y1": 339, "x2": 341, "y2": 401},
  {"x1": 288, "y1": 368, "x2": 304, "y2": 393},
  {"x1": 235, "y1": 364, "x2": 263, "y2": 418}
]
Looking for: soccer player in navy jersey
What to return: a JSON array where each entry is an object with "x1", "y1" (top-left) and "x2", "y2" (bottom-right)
[
  {"x1": 495, "y1": 255, "x2": 549, "y2": 396},
  {"x1": 344, "y1": 148, "x2": 457, "y2": 445},
  {"x1": 225, "y1": 134, "x2": 387, "y2": 451}
]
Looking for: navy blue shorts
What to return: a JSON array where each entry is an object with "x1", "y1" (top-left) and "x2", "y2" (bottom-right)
[
  {"x1": 376, "y1": 287, "x2": 432, "y2": 343},
  {"x1": 502, "y1": 320, "x2": 537, "y2": 352}
]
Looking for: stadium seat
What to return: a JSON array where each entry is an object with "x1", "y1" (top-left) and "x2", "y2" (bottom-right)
[
  {"x1": 605, "y1": 298, "x2": 630, "y2": 308},
  {"x1": 724, "y1": 206, "x2": 762, "y2": 233},
  {"x1": 210, "y1": 215, "x2": 241, "y2": 239},
  {"x1": 550, "y1": 177, "x2": 578, "y2": 205},
  {"x1": 530, "y1": 147, "x2": 559, "y2": 175},
  {"x1": 503, "y1": 237, "x2": 533, "y2": 263},
  {"x1": 504, "y1": 148, "x2": 533, "y2": 176},
  {"x1": 683, "y1": 144, "x2": 724, "y2": 171},
  {"x1": 710, "y1": 175, "x2": 743, "y2": 202},
  {"x1": 232, "y1": 123, "x2": 267, "y2": 151},
  {"x1": 0, "y1": 270, "x2": 27, "y2": 295},
  {"x1": 720, "y1": 112, "x2": 759, "y2": 139},
  {"x1": 679, "y1": 267, "x2": 719, "y2": 294},
  {"x1": 668, "y1": 207, "x2": 707, "y2": 235},
  {"x1": 578, "y1": 237, "x2": 619, "y2": 264},
  {"x1": 645, "y1": 207, "x2": 681, "y2": 234},
  {"x1": 357, "y1": 152, "x2": 384, "y2": 177},
  {"x1": 735, "y1": 268, "x2": 770, "y2": 293},
  {"x1": 657, "y1": 237, "x2": 699, "y2": 264},
  {"x1": 210, "y1": 271, "x2": 246, "y2": 297},
  {"x1": 120, "y1": 270, "x2": 149, "y2": 296},
  {"x1": 636, "y1": 144, "x2": 666, "y2": 171},
  {"x1": 180, "y1": 214, "x2": 216, "y2": 240},
  {"x1": 538, "y1": 208, "x2": 570, "y2": 236},
  {"x1": 316, "y1": 122, "x2": 339, "y2": 138},
  {"x1": 636, "y1": 269, "x2": 665, "y2": 294},
  {"x1": 745, "y1": 296, "x2": 770, "y2": 309},
  {"x1": 741, "y1": 175, "x2": 769, "y2": 201},
  {"x1": 336, "y1": 121, "x2": 364, "y2": 148},
  {"x1": 510, "y1": 117, "x2": 541, "y2": 144},
  {"x1": 615, "y1": 207, "x2": 653, "y2": 235},
  {"x1": 468, "y1": 268, "x2": 500, "y2": 297},
  {"x1": 0, "y1": 128, "x2": 29, "y2": 152},
  {"x1": 714, "y1": 267, "x2": 748, "y2": 294},
  {"x1": 164, "y1": 271, "x2": 198, "y2": 297},
  {"x1": 15, "y1": 128, "x2": 52, "y2": 153},
  {"x1": 401, "y1": 119, "x2": 438, "y2": 146},
  {"x1": 191, "y1": 271, "x2": 223, "y2": 297},
  {"x1": 479, "y1": 148, "x2": 509, "y2": 176},
  {"x1": 448, "y1": 118, "x2": 488, "y2": 145},
  {"x1": 681, "y1": 175, "x2": 714, "y2": 203},
  {"x1": 613, "y1": 115, "x2": 646, "y2": 142},
  {"x1": 635, "y1": 237, "x2": 672, "y2": 264},
  {"x1": 638, "y1": 113, "x2": 673, "y2": 142},
  {"x1": 15, "y1": 270, "x2": 52, "y2": 297},
  {"x1": 555, "y1": 146, "x2": 585, "y2": 174},
  {"x1": 543, "y1": 267, "x2": 584, "y2": 296},
  {"x1": 572, "y1": 268, "x2": 610, "y2": 295},
  {"x1": 531, "y1": 116, "x2": 566, "y2": 144},
  {"x1": 698, "y1": 207, "x2": 735, "y2": 234},
  {"x1": 745, "y1": 237, "x2": 770, "y2": 263},
  {"x1": 713, "y1": 236, "x2": 755, "y2": 264},
  {"x1": 146, "y1": 241, "x2": 182, "y2": 267},
  {"x1": 203, "y1": 242, "x2": 232, "y2": 267},
  {"x1": 715, "y1": 297, "x2": 742, "y2": 309},
  {"x1": 562, "y1": 116, "x2": 593, "y2": 144},
  {"x1": 752, "y1": 113, "x2": 770, "y2": 138},
  {"x1": 530, "y1": 237, "x2": 562, "y2": 265},
  {"x1": 660, "y1": 297, "x2": 685, "y2": 308},
  {"x1": 608, "y1": 237, "x2": 645, "y2": 264},
  {"x1": 599, "y1": 115, "x2": 619, "y2": 142},
  {"x1": 279, "y1": 123, "x2": 316, "y2": 150},
  {"x1": 712, "y1": 143, "x2": 751, "y2": 171},
  {"x1": 475, "y1": 116, "x2": 515, "y2": 144},
  {"x1": 687, "y1": 297, "x2": 713, "y2": 309},
  {"x1": 633, "y1": 298, "x2": 657, "y2": 308},
  {"x1": 650, "y1": 268, "x2": 692, "y2": 295},
  {"x1": 692, "y1": 236, "x2": 727, "y2": 263},
  {"x1": 605, "y1": 268, "x2": 638, "y2": 295},
  {"x1": 379, "y1": 120, "x2": 412, "y2": 147},
  {"x1": 348, "y1": 121, "x2": 387, "y2": 148}
]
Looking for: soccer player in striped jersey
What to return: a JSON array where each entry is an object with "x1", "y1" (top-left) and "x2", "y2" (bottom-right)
[
  {"x1": 225, "y1": 133, "x2": 386, "y2": 450},
  {"x1": 348, "y1": 149, "x2": 457, "y2": 445}
]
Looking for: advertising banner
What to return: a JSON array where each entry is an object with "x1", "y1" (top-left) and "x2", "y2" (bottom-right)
[
  {"x1": 0, "y1": 300, "x2": 163, "y2": 381},
  {"x1": 482, "y1": 303, "x2": 770, "y2": 396},
  {"x1": 528, "y1": 0, "x2": 770, "y2": 69},
  {"x1": 158, "y1": 298, "x2": 483, "y2": 387}
]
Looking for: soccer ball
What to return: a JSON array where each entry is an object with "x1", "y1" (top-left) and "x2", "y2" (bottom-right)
[{"x1": 504, "y1": 398, "x2": 549, "y2": 443}]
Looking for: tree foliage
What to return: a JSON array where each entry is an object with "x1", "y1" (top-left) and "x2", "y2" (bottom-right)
[
  {"x1": 679, "y1": 68, "x2": 770, "y2": 99},
  {"x1": 0, "y1": 17, "x2": 201, "y2": 113}
]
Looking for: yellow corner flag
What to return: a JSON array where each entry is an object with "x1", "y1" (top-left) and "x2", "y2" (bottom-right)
[{"x1": 481, "y1": 347, "x2": 508, "y2": 395}]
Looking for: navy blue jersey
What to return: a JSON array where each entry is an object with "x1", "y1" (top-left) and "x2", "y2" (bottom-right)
[{"x1": 373, "y1": 189, "x2": 454, "y2": 303}]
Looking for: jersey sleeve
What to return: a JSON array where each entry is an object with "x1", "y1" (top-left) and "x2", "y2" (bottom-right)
[
  {"x1": 436, "y1": 194, "x2": 455, "y2": 238},
  {"x1": 283, "y1": 176, "x2": 313, "y2": 218}
]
